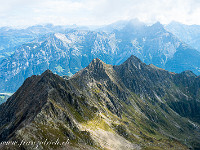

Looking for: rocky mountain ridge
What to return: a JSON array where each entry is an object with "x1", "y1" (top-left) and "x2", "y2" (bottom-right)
[
  {"x1": 1, "y1": 21, "x2": 200, "y2": 93},
  {"x1": 0, "y1": 55, "x2": 199, "y2": 149}
]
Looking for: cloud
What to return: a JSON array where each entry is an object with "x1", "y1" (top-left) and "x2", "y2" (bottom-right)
[{"x1": 1, "y1": 0, "x2": 200, "y2": 27}]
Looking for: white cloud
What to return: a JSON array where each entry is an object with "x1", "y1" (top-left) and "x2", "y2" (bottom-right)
[{"x1": 1, "y1": 0, "x2": 200, "y2": 27}]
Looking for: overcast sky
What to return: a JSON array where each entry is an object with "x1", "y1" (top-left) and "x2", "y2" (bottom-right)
[{"x1": 1, "y1": 0, "x2": 200, "y2": 27}]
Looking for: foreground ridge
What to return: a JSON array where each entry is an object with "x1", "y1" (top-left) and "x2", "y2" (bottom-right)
[{"x1": 0, "y1": 55, "x2": 200, "y2": 150}]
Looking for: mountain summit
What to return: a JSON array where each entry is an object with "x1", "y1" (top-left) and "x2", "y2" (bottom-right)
[{"x1": 0, "y1": 55, "x2": 200, "y2": 150}]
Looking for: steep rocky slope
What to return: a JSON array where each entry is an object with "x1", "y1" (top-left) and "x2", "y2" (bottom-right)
[{"x1": 0, "y1": 55, "x2": 200, "y2": 150}]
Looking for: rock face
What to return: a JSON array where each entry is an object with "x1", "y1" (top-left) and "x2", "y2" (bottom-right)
[
  {"x1": 0, "y1": 55, "x2": 200, "y2": 150},
  {"x1": 165, "y1": 21, "x2": 200, "y2": 52},
  {"x1": 1, "y1": 21, "x2": 200, "y2": 93}
]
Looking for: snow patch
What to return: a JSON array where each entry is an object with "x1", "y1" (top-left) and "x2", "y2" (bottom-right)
[{"x1": 55, "y1": 33, "x2": 72, "y2": 44}]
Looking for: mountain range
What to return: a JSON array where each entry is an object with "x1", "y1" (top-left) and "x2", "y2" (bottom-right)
[
  {"x1": 165, "y1": 21, "x2": 200, "y2": 52},
  {"x1": 0, "y1": 55, "x2": 199, "y2": 149},
  {"x1": 0, "y1": 24, "x2": 89, "y2": 62},
  {"x1": 1, "y1": 20, "x2": 200, "y2": 93}
]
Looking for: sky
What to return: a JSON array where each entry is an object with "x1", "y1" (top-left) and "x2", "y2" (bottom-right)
[{"x1": 1, "y1": 0, "x2": 200, "y2": 27}]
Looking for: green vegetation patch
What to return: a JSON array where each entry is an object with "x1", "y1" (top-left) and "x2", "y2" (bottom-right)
[{"x1": 82, "y1": 115, "x2": 113, "y2": 132}]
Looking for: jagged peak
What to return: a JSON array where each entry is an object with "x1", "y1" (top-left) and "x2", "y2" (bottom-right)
[
  {"x1": 150, "y1": 21, "x2": 165, "y2": 31},
  {"x1": 116, "y1": 55, "x2": 145, "y2": 72},
  {"x1": 71, "y1": 58, "x2": 114, "y2": 81},
  {"x1": 152, "y1": 21, "x2": 163, "y2": 26},
  {"x1": 180, "y1": 70, "x2": 197, "y2": 77},
  {"x1": 87, "y1": 58, "x2": 107, "y2": 70},
  {"x1": 92, "y1": 58, "x2": 105, "y2": 64},
  {"x1": 122, "y1": 55, "x2": 143, "y2": 66},
  {"x1": 39, "y1": 69, "x2": 60, "y2": 83},
  {"x1": 41, "y1": 69, "x2": 54, "y2": 76}
]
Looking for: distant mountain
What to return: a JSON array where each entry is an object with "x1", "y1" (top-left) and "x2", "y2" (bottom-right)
[
  {"x1": 0, "y1": 30, "x2": 118, "y2": 92},
  {"x1": 1, "y1": 21, "x2": 200, "y2": 93},
  {"x1": 0, "y1": 24, "x2": 84, "y2": 62},
  {"x1": 0, "y1": 56, "x2": 199, "y2": 150},
  {"x1": 165, "y1": 21, "x2": 200, "y2": 51},
  {"x1": 0, "y1": 24, "x2": 50, "y2": 50},
  {"x1": 113, "y1": 21, "x2": 181, "y2": 67}
]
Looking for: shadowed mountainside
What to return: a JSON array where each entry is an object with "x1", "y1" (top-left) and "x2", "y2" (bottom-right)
[{"x1": 0, "y1": 55, "x2": 200, "y2": 149}]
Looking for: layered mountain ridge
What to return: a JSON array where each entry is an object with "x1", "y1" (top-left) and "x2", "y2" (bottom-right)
[
  {"x1": 1, "y1": 21, "x2": 200, "y2": 93},
  {"x1": 0, "y1": 55, "x2": 200, "y2": 150}
]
